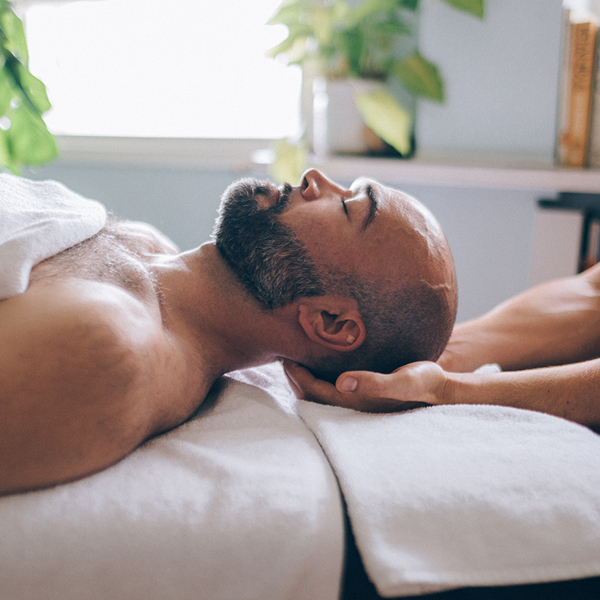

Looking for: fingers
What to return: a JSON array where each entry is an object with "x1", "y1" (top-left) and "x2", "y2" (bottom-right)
[
  {"x1": 337, "y1": 370, "x2": 425, "y2": 412},
  {"x1": 282, "y1": 359, "x2": 343, "y2": 406},
  {"x1": 336, "y1": 362, "x2": 446, "y2": 408},
  {"x1": 282, "y1": 360, "x2": 427, "y2": 413}
]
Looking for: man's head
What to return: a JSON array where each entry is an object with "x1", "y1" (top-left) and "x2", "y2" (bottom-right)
[{"x1": 212, "y1": 169, "x2": 457, "y2": 383}]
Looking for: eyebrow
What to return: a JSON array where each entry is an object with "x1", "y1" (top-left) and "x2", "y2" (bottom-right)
[{"x1": 362, "y1": 184, "x2": 378, "y2": 231}]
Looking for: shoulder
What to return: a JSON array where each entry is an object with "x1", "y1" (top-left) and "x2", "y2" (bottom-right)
[
  {"x1": 0, "y1": 280, "x2": 186, "y2": 493},
  {"x1": 1, "y1": 277, "x2": 203, "y2": 436},
  {"x1": 0, "y1": 279, "x2": 171, "y2": 396},
  {"x1": 109, "y1": 219, "x2": 180, "y2": 256}
]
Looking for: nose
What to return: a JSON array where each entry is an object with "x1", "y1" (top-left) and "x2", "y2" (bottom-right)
[{"x1": 300, "y1": 168, "x2": 351, "y2": 201}]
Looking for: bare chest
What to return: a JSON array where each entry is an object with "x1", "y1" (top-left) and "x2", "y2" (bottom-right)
[
  {"x1": 27, "y1": 224, "x2": 210, "y2": 432},
  {"x1": 29, "y1": 225, "x2": 159, "y2": 306}
]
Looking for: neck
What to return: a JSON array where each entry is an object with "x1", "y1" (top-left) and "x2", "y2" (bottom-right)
[{"x1": 152, "y1": 242, "x2": 306, "y2": 383}]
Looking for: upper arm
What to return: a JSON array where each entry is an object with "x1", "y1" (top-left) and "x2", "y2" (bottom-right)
[
  {"x1": 440, "y1": 265, "x2": 600, "y2": 372},
  {"x1": 0, "y1": 281, "x2": 164, "y2": 494},
  {"x1": 0, "y1": 281, "x2": 140, "y2": 402}
]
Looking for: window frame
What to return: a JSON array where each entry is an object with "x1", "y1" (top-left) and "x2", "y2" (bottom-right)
[{"x1": 54, "y1": 135, "x2": 277, "y2": 171}]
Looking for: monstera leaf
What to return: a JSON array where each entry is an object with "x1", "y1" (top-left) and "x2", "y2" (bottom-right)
[{"x1": 440, "y1": 0, "x2": 484, "y2": 18}]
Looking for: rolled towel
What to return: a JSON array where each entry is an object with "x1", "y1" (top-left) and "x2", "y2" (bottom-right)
[{"x1": 0, "y1": 173, "x2": 106, "y2": 300}]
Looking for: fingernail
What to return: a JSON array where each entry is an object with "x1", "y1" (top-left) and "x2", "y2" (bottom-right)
[{"x1": 339, "y1": 377, "x2": 358, "y2": 392}]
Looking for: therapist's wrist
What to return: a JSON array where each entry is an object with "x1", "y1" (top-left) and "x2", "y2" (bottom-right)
[{"x1": 442, "y1": 370, "x2": 505, "y2": 409}]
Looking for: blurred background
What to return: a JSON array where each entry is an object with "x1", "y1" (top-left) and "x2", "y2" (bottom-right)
[{"x1": 7, "y1": 0, "x2": 584, "y2": 323}]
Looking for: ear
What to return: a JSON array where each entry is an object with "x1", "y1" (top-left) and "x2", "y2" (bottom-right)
[{"x1": 297, "y1": 297, "x2": 366, "y2": 352}]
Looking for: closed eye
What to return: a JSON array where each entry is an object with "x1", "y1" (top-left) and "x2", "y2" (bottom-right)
[{"x1": 340, "y1": 197, "x2": 349, "y2": 216}]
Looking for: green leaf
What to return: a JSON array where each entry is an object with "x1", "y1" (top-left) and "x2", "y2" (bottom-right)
[
  {"x1": 0, "y1": 7, "x2": 28, "y2": 65},
  {"x1": 354, "y1": 88, "x2": 412, "y2": 155},
  {"x1": 393, "y1": 52, "x2": 444, "y2": 101},
  {"x1": 345, "y1": 0, "x2": 397, "y2": 27},
  {"x1": 0, "y1": 128, "x2": 15, "y2": 173},
  {"x1": 308, "y1": 5, "x2": 337, "y2": 44},
  {"x1": 14, "y1": 63, "x2": 51, "y2": 113},
  {"x1": 370, "y1": 20, "x2": 411, "y2": 36},
  {"x1": 395, "y1": 0, "x2": 419, "y2": 9},
  {"x1": 0, "y1": 2, "x2": 56, "y2": 172},
  {"x1": 0, "y1": 65, "x2": 14, "y2": 116},
  {"x1": 267, "y1": 0, "x2": 302, "y2": 26},
  {"x1": 270, "y1": 138, "x2": 307, "y2": 185},
  {"x1": 339, "y1": 29, "x2": 365, "y2": 76},
  {"x1": 439, "y1": 0, "x2": 483, "y2": 18},
  {"x1": 266, "y1": 23, "x2": 312, "y2": 59},
  {"x1": 5, "y1": 101, "x2": 57, "y2": 167}
]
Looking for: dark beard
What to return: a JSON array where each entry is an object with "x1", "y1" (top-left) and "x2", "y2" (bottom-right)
[{"x1": 212, "y1": 178, "x2": 324, "y2": 309}]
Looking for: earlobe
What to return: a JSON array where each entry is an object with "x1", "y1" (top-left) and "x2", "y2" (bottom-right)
[{"x1": 297, "y1": 301, "x2": 365, "y2": 352}]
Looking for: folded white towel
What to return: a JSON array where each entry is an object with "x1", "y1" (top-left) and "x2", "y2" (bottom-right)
[
  {"x1": 0, "y1": 173, "x2": 106, "y2": 300},
  {"x1": 298, "y1": 401, "x2": 600, "y2": 597}
]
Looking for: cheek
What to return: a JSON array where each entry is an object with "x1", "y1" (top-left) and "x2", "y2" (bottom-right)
[
  {"x1": 287, "y1": 218, "x2": 356, "y2": 268},
  {"x1": 306, "y1": 233, "x2": 363, "y2": 274}
]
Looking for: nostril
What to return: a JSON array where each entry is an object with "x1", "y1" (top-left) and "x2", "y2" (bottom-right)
[{"x1": 301, "y1": 176, "x2": 308, "y2": 191}]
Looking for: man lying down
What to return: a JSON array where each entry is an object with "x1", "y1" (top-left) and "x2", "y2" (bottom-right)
[{"x1": 0, "y1": 169, "x2": 457, "y2": 495}]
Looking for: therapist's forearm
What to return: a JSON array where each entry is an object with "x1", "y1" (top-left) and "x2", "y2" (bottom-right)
[
  {"x1": 444, "y1": 358, "x2": 600, "y2": 428},
  {"x1": 439, "y1": 264, "x2": 600, "y2": 372}
]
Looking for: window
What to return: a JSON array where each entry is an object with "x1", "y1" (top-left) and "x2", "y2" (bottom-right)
[{"x1": 23, "y1": 0, "x2": 302, "y2": 139}]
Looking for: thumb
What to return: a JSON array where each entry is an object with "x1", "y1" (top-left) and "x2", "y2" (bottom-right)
[{"x1": 336, "y1": 370, "x2": 392, "y2": 398}]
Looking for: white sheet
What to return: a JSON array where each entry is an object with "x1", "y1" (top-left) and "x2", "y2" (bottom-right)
[
  {"x1": 299, "y1": 401, "x2": 600, "y2": 597},
  {"x1": 0, "y1": 173, "x2": 106, "y2": 299},
  {"x1": 0, "y1": 363, "x2": 344, "y2": 600}
]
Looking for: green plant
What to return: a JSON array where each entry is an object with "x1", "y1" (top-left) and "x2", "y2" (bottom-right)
[
  {"x1": 0, "y1": 0, "x2": 57, "y2": 173},
  {"x1": 267, "y1": 0, "x2": 483, "y2": 179}
]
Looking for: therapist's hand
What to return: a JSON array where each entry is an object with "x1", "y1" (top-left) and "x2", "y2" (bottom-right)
[{"x1": 282, "y1": 359, "x2": 448, "y2": 413}]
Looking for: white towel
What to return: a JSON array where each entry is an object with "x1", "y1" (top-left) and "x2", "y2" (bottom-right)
[
  {"x1": 0, "y1": 173, "x2": 106, "y2": 300},
  {"x1": 298, "y1": 401, "x2": 600, "y2": 597},
  {"x1": 0, "y1": 363, "x2": 344, "y2": 600}
]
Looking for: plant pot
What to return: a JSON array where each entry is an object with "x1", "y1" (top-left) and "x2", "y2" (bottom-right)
[{"x1": 313, "y1": 77, "x2": 398, "y2": 158}]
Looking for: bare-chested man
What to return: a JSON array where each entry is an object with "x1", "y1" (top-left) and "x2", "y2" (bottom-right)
[{"x1": 0, "y1": 168, "x2": 457, "y2": 495}]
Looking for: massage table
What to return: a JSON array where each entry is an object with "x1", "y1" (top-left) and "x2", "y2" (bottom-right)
[
  {"x1": 2, "y1": 362, "x2": 600, "y2": 599},
  {"x1": 2, "y1": 174, "x2": 600, "y2": 599}
]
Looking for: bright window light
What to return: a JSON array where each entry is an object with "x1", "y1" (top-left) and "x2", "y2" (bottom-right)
[{"x1": 23, "y1": 0, "x2": 302, "y2": 138}]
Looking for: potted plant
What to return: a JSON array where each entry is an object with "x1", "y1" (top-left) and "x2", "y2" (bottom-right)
[
  {"x1": 0, "y1": 0, "x2": 57, "y2": 173},
  {"x1": 267, "y1": 0, "x2": 483, "y2": 180}
]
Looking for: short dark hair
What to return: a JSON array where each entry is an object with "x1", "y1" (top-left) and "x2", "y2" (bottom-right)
[{"x1": 305, "y1": 269, "x2": 456, "y2": 383}]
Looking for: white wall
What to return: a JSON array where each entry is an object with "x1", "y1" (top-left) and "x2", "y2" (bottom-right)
[
  {"x1": 377, "y1": 181, "x2": 541, "y2": 323},
  {"x1": 26, "y1": 163, "x2": 233, "y2": 252},
  {"x1": 417, "y1": 0, "x2": 563, "y2": 164}
]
